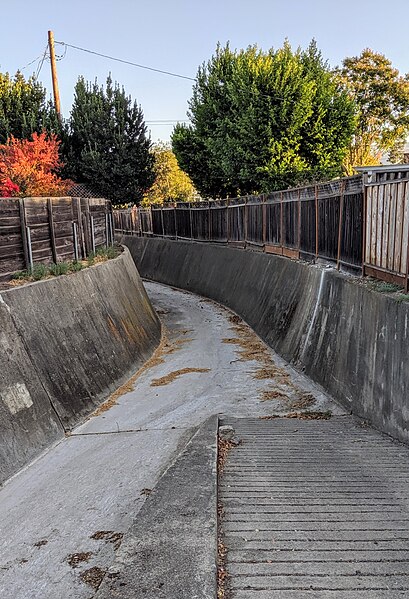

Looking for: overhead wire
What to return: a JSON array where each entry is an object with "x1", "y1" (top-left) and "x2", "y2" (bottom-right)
[
  {"x1": 35, "y1": 46, "x2": 49, "y2": 80},
  {"x1": 55, "y1": 40, "x2": 195, "y2": 81}
]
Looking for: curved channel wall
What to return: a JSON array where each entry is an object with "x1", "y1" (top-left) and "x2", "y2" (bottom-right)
[
  {"x1": 0, "y1": 247, "x2": 161, "y2": 484},
  {"x1": 123, "y1": 236, "x2": 409, "y2": 445}
]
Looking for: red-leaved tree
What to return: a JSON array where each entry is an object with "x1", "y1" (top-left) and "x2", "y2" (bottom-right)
[{"x1": 0, "y1": 132, "x2": 71, "y2": 197}]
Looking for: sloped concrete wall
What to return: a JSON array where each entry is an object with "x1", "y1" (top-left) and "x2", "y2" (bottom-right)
[
  {"x1": 123, "y1": 236, "x2": 409, "y2": 444},
  {"x1": 0, "y1": 247, "x2": 161, "y2": 484}
]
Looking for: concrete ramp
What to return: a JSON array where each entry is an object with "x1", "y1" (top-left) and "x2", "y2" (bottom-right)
[{"x1": 220, "y1": 416, "x2": 409, "y2": 598}]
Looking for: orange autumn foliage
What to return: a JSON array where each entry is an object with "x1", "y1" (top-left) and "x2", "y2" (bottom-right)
[{"x1": 0, "y1": 132, "x2": 72, "y2": 197}]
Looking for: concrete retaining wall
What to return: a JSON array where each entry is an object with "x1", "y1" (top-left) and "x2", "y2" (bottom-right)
[
  {"x1": 123, "y1": 236, "x2": 409, "y2": 444},
  {"x1": 0, "y1": 247, "x2": 161, "y2": 484}
]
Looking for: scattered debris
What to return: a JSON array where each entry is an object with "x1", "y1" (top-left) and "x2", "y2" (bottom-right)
[
  {"x1": 67, "y1": 552, "x2": 93, "y2": 568},
  {"x1": 90, "y1": 531, "x2": 124, "y2": 551},
  {"x1": 289, "y1": 392, "x2": 316, "y2": 410},
  {"x1": 260, "y1": 410, "x2": 332, "y2": 421},
  {"x1": 140, "y1": 488, "x2": 152, "y2": 496},
  {"x1": 217, "y1": 435, "x2": 236, "y2": 599},
  {"x1": 80, "y1": 566, "x2": 106, "y2": 590},
  {"x1": 217, "y1": 538, "x2": 229, "y2": 599},
  {"x1": 91, "y1": 327, "x2": 194, "y2": 416},
  {"x1": 33, "y1": 539, "x2": 48, "y2": 548},
  {"x1": 260, "y1": 390, "x2": 289, "y2": 402},
  {"x1": 150, "y1": 367, "x2": 210, "y2": 387},
  {"x1": 228, "y1": 314, "x2": 242, "y2": 325}
]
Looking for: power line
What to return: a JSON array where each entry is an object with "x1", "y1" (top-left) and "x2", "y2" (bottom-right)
[
  {"x1": 21, "y1": 52, "x2": 44, "y2": 71},
  {"x1": 35, "y1": 46, "x2": 49, "y2": 80},
  {"x1": 55, "y1": 40, "x2": 196, "y2": 81}
]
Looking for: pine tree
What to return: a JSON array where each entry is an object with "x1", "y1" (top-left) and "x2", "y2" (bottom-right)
[{"x1": 63, "y1": 76, "x2": 154, "y2": 205}]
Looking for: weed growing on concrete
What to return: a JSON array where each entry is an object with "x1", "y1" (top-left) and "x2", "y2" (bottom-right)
[
  {"x1": 10, "y1": 246, "x2": 121, "y2": 286},
  {"x1": 365, "y1": 278, "x2": 402, "y2": 293}
]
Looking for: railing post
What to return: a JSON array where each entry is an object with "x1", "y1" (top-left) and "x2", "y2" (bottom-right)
[
  {"x1": 280, "y1": 192, "x2": 283, "y2": 251},
  {"x1": 361, "y1": 177, "x2": 367, "y2": 278},
  {"x1": 262, "y1": 194, "x2": 266, "y2": 249},
  {"x1": 26, "y1": 226, "x2": 33, "y2": 270},
  {"x1": 18, "y1": 198, "x2": 30, "y2": 270},
  {"x1": 244, "y1": 196, "x2": 248, "y2": 247},
  {"x1": 226, "y1": 198, "x2": 230, "y2": 244},
  {"x1": 336, "y1": 180, "x2": 346, "y2": 270},
  {"x1": 298, "y1": 189, "x2": 301, "y2": 253},
  {"x1": 315, "y1": 185, "x2": 319, "y2": 260},
  {"x1": 405, "y1": 181, "x2": 409, "y2": 293},
  {"x1": 47, "y1": 197, "x2": 58, "y2": 263}
]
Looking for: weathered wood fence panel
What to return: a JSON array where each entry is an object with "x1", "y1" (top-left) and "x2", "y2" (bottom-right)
[
  {"x1": 115, "y1": 170, "x2": 409, "y2": 289},
  {"x1": 0, "y1": 196, "x2": 112, "y2": 282},
  {"x1": 364, "y1": 176, "x2": 409, "y2": 290}
]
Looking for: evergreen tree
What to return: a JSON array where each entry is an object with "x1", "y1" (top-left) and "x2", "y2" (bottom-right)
[
  {"x1": 0, "y1": 71, "x2": 59, "y2": 144},
  {"x1": 172, "y1": 41, "x2": 355, "y2": 197},
  {"x1": 63, "y1": 76, "x2": 154, "y2": 204}
]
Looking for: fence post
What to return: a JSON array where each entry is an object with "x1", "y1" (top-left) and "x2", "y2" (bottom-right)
[
  {"x1": 72, "y1": 222, "x2": 79, "y2": 260},
  {"x1": 244, "y1": 197, "x2": 248, "y2": 247},
  {"x1": 47, "y1": 198, "x2": 58, "y2": 263},
  {"x1": 90, "y1": 215, "x2": 95, "y2": 252},
  {"x1": 160, "y1": 207, "x2": 165, "y2": 237},
  {"x1": 174, "y1": 204, "x2": 178, "y2": 240},
  {"x1": 298, "y1": 189, "x2": 301, "y2": 253},
  {"x1": 18, "y1": 198, "x2": 30, "y2": 270},
  {"x1": 109, "y1": 212, "x2": 114, "y2": 244},
  {"x1": 405, "y1": 181, "x2": 409, "y2": 293},
  {"x1": 336, "y1": 180, "x2": 346, "y2": 270},
  {"x1": 26, "y1": 227, "x2": 33, "y2": 270},
  {"x1": 226, "y1": 198, "x2": 230, "y2": 244},
  {"x1": 280, "y1": 192, "x2": 283, "y2": 251},
  {"x1": 189, "y1": 203, "x2": 193, "y2": 240},
  {"x1": 361, "y1": 177, "x2": 367, "y2": 278},
  {"x1": 262, "y1": 195, "x2": 266, "y2": 249},
  {"x1": 315, "y1": 185, "x2": 319, "y2": 260}
]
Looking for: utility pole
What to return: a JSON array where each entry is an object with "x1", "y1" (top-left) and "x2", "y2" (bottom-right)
[{"x1": 48, "y1": 30, "x2": 62, "y2": 123}]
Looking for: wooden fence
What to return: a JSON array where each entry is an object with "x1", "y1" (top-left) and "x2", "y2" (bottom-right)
[
  {"x1": 114, "y1": 169, "x2": 409, "y2": 290},
  {"x1": 0, "y1": 197, "x2": 113, "y2": 282},
  {"x1": 362, "y1": 168, "x2": 409, "y2": 291},
  {"x1": 114, "y1": 176, "x2": 364, "y2": 272}
]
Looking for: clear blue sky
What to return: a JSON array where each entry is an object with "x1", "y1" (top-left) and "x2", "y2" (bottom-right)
[{"x1": 1, "y1": 0, "x2": 408, "y2": 142}]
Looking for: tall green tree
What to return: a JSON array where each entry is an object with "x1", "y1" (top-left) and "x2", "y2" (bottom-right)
[
  {"x1": 0, "y1": 71, "x2": 59, "y2": 143},
  {"x1": 337, "y1": 49, "x2": 409, "y2": 174},
  {"x1": 172, "y1": 41, "x2": 355, "y2": 197},
  {"x1": 63, "y1": 76, "x2": 154, "y2": 204}
]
